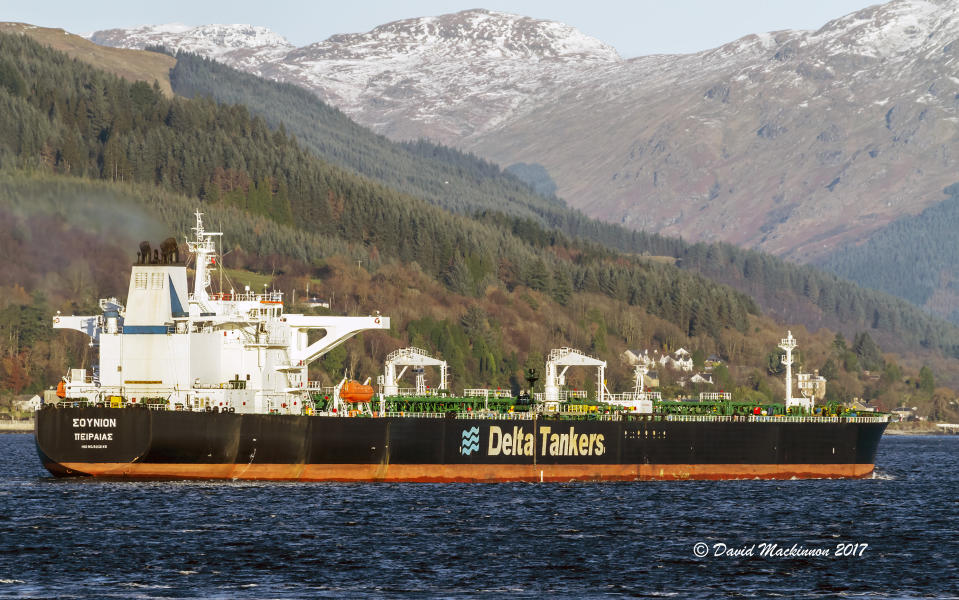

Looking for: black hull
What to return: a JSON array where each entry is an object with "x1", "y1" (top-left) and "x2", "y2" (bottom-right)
[{"x1": 36, "y1": 408, "x2": 887, "y2": 481}]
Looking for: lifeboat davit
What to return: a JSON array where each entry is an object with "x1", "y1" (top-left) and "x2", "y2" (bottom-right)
[{"x1": 340, "y1": 380, "x2": 374, "y2": 403}]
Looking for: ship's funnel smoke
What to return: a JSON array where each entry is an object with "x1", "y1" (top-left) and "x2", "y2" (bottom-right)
[
  {"x1": 52, "y1": 195, "x2": 168, "y2": 245},
  {"x1": 0, "y1": 184, "x2": 169, "y2": 247}
]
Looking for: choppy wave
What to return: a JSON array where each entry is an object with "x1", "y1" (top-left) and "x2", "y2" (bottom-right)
[{"x1": 0, "y1": 434, "x2": 954, "y2": 598}]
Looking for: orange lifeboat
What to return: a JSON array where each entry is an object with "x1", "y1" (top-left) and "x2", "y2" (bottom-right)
[
  {"x1": 340, "y1": 380, "x2": 374, "y2": 403},
  {"x1": 56, "y1": 380, "x2": 66, "y2": 398}
]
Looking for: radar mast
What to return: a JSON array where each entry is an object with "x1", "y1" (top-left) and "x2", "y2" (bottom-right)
[{"x1": 186, "y1": 210, "x2": 222, "y2": 307}]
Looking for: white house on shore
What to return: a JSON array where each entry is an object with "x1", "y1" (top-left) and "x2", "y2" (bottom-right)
[
  {"x1": 892, "y1": 407, "x2": 919, "y2": 421},
  {"x1": 13, "y1": 394, "x2": 41, "y2": 411},
  {"x1": 622, "y1": 348, "x2": 694, "y2": 372}
]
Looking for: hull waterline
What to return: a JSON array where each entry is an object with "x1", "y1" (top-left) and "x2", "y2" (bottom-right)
[{"x1": 37, "y1": 407, "x2": 887, "y2": 482}]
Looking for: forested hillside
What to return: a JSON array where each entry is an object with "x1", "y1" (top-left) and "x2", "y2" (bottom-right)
[
  {"x1": 819, "y1": 183, "x2": 959, "y2": 324},
  {"x1": 167, "y1": 52, "x2": 689, "y2": 255},
  {"x1": 1, "y1": 31, "x2": 957, "y2": 422},
  {"x1": 168, "y1": 52, "x2": 569, "y2": 222},
  {"x1": 5, "y1": 174, "x2": 956, "y2": 422},
  {"x1": 0, "y1": 33, "x2": 758, "y2": 387},
  {"x1": 0, "y1": 175, "x2": 755, "y2": 401},
  {"x1": 0, "y1": 32, "x2": 757, "y2": 338},
  {"x1": 164, "y1": 50, "x2": 959, "y2": 359}
]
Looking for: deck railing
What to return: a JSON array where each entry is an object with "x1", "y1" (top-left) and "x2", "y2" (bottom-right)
[
  {"x1": 463, "y1": 388, "x2": 514, "y2": 399},
  {"x1": 44, "y1": 401, "x2": 891, "y2": 423},
  {"x1": 662, "y1": 414, "x2": 889, "y2": 424}
]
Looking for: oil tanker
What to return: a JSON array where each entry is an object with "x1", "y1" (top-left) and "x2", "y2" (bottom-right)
[{"x1": 36, "y1": 213, "x2": 890, "y2": 481}]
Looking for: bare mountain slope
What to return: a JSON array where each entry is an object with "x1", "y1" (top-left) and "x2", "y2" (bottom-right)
[
  {"x1": 0, "y1": 22, "x2": 175, "y2": 96},
  {"x1": 473, "y1": 0, "x2": 959, "y2": 260},
  {"x1": 89, "y1": 1, "x2": 959, "y2": 260}
]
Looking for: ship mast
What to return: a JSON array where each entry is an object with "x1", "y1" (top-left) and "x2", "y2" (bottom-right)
[
  {"x1": 186, "y1": 210, "x2": 222, "y2": 307},
  {"x1": 779, "y1": 330, "x2": 799, "y2": 412}
]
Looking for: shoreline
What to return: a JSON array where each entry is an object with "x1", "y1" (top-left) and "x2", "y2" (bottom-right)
[
  {"x1": 884, "y1": 422, "x2": 958, "y2": 436},
  {"x1": 0, "y1": 420, "x2": 34, "y2": 433}
]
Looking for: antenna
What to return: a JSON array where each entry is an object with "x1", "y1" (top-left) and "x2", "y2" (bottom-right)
[{"x1": 187, "y1": 210, "x2": 223, "y2": 306}]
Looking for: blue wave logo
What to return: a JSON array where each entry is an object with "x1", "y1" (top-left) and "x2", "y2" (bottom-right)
[{"x1": 460, "y1": 427, "x2": 480, "y2": 455}]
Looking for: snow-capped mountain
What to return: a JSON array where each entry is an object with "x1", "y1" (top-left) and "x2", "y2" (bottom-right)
[
  {"x1": 91, "y1": 10, "x2": 620, "y2": 140},
  {"x1": 89, "y1": 1, "x2": 959, "y2": 260},
  {"x1": 90, "y1": 23, "x2": 294, "y2": 72},
  {"x1": 262, "y1": 10, "x2": 621, "y2": 140}
]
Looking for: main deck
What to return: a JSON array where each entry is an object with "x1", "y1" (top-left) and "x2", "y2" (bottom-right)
[{"x1": 36, "y1": 406, "x2": 888, "y2": 482}]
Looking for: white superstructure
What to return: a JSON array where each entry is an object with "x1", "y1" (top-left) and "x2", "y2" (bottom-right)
[{"x1": 53, "y1": 211, "x2": 389, "y2": 414}]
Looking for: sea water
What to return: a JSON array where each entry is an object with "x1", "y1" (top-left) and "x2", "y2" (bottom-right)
[{"x1": 0, "y1": 433, "x2": 955, "y2": 598}]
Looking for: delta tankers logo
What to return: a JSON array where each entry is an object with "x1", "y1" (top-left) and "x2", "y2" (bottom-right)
[
  {"x1": 459, "y1": 425, "x2": 606, "y2": 457},
  {"x1": 488, "y1": 425, "x2": 605, "y2": 457},
  {"x1": 460, "y1": 427, "x2": 481, "y2": 455}
]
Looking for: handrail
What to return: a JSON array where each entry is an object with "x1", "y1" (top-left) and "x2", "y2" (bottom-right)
[
  {"x1": 463, "y1": 388, "x2": 513, "y2": 398},
  {"x1": 662, "y1": 414, "x2": 889, "y2": 424},
  {"x1": 205, "y1": 291, "x2": 283, "y2": 303},
  {"x1": 455, "y1": 412, "x2": 536, "y2": 420},
  {"x1": 385, "y1": 347, "x2": 431, "y2": 361},
  {"x1": 45, "y1": 401, "x2": 892, "y2": 423}
]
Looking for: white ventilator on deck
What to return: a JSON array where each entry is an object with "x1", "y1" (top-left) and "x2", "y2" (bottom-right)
[
  {"x1": 52, "y1": 211, "x2": 389, "y2": 415},
  {"x1": 543, "y1": 347, "x2": 606, "y2": 409},
  {"x1": 780, "y1": 330, "x2": 813, "y2": 413},
  {"x1": 633, "y1": 364, "x2": 647, "y2": 395},
  {"x1": 603, "y1": 364, "x2": 655, "y2": 413},
  {"x1": 380, "y1": 347, "x2": 448, "y2": 397},
  {"x1": 630, "y1": 364, "x2": 654, "y2": 413}
]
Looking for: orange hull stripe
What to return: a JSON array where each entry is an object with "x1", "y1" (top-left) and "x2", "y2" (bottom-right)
[{"x1": 53, "y1": 462, "x2": 876, "y2": 481}]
